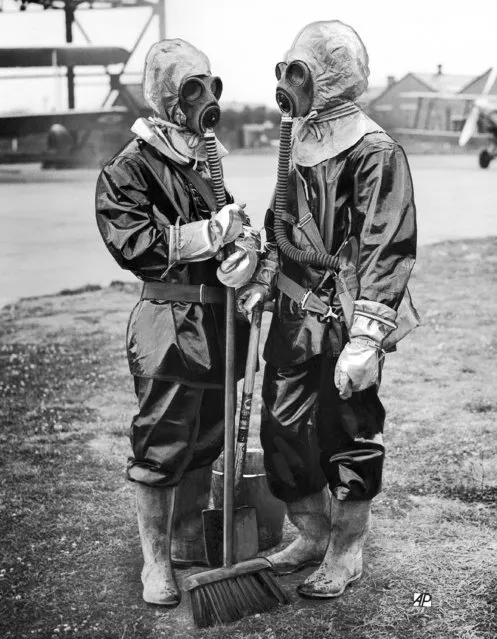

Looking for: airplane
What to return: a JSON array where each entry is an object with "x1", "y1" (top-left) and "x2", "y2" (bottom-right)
[
  {"x1": 467, "y1": 100, "x2": 497, "y2": 168},
  {"x1": 398, "y1": 67, "x2": 497, "y2": 169},
  {"x1": 458, "y1": 68, "x2": 497, "y2": 168},
  {"x1": 0, "y1": 45, "x2": 143, "y2": 167},
  {"x1": 0, "y1": 0, "x2": 165, "y2": 168}
]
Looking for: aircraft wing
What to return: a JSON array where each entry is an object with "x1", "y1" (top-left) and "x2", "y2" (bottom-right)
[
  {"x1": 0, "y1": 108, "x2": 132, "y2": 138},
  {"x1": 0, "y1": 46, "x2": 130, "y2": 68}
]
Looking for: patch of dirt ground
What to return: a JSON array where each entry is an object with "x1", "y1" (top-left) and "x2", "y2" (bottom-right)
[{"x1": 1, "y1": 241, "x2": 496, "y2": 639}]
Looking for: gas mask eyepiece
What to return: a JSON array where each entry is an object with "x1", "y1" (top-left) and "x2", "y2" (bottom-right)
[
  {"x1": 179, "y1": 75, "x2": 223, "y2": 134},
  {"x1": 275, "y1": 60, "x2": 313, "y2": 117}
]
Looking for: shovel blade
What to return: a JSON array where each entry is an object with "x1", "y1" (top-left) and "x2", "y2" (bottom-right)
[{"x1": 202, "y1": 505, "x2": 259, "y2": 568}]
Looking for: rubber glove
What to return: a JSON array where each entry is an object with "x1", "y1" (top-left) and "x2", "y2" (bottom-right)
[
  {"x1": 335, "y1": 300, "x2": 397, "y2": 400},
  {"x1": 217, "y1": 225, "x2": 261, "y2": 288},
  {"x1": 236, "y1": 250, "x2": 278, "y2": 319},
  {"x1": 168, "y1": 203, "x2": 247, "y2": 263}
]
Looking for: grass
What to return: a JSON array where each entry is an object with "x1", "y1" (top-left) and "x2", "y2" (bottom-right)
[{"x1": 1, "y1": 240, "x2": 497, "y2": 639}]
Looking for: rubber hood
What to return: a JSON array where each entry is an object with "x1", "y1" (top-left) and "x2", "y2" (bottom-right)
[
  {"x1": 282, "y1": 20, "x2": 370, "y2": 111},
  {"x1": 143, "y1": 38, "x2": 212, "y2": 125}
]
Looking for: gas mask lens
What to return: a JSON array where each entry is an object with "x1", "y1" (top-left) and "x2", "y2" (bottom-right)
[
  {"x1": 275, "y1": 62, "x2": 287, "y2": 81},
  {"x1": 286, "y1": 61, "x2": 307, "y2": 86},
  {"x1": 210, "y1": 77, "x2": 223, "y2": 101},
  {"x1": 181, "y1": 78, "x2": 204, "y2": 103}
]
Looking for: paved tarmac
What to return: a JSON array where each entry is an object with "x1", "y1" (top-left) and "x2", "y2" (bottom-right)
[{"x1": 0, "y1": 152, "x2": 496, "y2": 307}]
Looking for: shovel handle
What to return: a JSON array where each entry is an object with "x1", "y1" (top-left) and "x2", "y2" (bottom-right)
[
  {"x1": 223, "y1": 286, "x2": 236, "y2": 568},
  {"x1": 204, "y1": 129, "x2": 236, "y2": 568},
  {"x1": 234, "y1": 305, "x2": 263, "y2": 501}
]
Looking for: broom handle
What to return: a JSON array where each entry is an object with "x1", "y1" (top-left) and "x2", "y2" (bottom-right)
[
  {"x1": 234, "y1": 305, "x2": 263, "y2": 503},
  {"x1": 204, "y1": 129, "x2": 236, "y2": 569}
]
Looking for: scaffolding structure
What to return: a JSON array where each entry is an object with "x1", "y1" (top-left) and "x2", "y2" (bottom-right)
[
  {"x1": 0, "y1": 0, "x2": 165, "y2": 165},
  {"x1": 6, "y1": 0, "x2": 165, "y2": 109}
]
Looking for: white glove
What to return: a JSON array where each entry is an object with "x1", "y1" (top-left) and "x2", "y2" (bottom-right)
[
  {"x1": 335, "y1": 300, "x2": 397, "y2": 400},
  {"x1": 236, "y1": 253, "x2": 278, "y2": 319},
  {"x1": 217, "y1": 242, "x2": 258, "y2": 288},
  {"x1": 168, "y1": 217, "x2": 222, "y2": 263},
  {"x1": 213, "y1": 203, "x2": 248, "y2": 245},
  {"x1": 167, "y1": 203, "x2": 248, "y2": 264},
  {"x1": 217, "y1": 224, "x2": 261, "y2": 287}
]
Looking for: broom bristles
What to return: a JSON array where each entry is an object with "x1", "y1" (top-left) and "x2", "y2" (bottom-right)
[{"x1": 189, "y1": 568, "x2": 290, "y2": 628}]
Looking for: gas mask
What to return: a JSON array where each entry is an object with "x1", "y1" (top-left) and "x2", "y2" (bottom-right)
[
  {"x1": 178, "y1": 74, "x2": 223, "y2": 135},
  {"x1": 275, "y1": 60, "x2": 313, "y2": 118}
]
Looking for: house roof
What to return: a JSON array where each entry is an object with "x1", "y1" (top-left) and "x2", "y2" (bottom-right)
[
  {"x1": 414, "y1": 72, "x2": 476, "y2": 94},
  {"x1": 358, "y1": 85, "x2": 384, "y2": 106},
  {"x1": 368, "y1": 70, "x2": 482, "y2": 107}
]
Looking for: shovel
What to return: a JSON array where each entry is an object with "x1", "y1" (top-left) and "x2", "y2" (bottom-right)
[{"x1": 202, "y1": 304, "x2": 264, "y2": 567}]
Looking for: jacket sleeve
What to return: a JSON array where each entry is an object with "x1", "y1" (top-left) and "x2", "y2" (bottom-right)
[
  {"x1": 261, "y1": 187, "x2": 279, "y2": 258},
  {"x1": 95, "y1": 156, "x2": 171, "y2": 274},
  {"x1": 352, "y1": 142, "x2": 417, "y2": 309}
]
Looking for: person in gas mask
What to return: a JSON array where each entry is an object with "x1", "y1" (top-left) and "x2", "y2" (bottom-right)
[
  {"x1": 237, "y1": 20, "x2": 417, "y2": 598},
  {"x1": 96, "y1": 38, "x2": 259, "y2": 607}
]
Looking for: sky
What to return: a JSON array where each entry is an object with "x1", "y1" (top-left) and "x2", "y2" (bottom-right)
[{"x1": 0, "y1": 0, "x2": 496, "y2": 112}]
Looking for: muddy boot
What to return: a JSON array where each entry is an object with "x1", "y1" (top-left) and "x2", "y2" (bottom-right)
[
  {"x1": 266, "y1": 489, "x2": 330, "y2": 575},
  {"x1": 297, "y1": 497, "x2": 371, "y2": 599},
  {"x1": 136, "y1": 483, "x2": 181, "y2": 607},
  {"x1": 171, "y1": 465, "x2": 211, "y2": 567}
]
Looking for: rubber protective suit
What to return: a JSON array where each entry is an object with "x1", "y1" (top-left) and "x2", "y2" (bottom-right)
[
  {"x1": 238, "y1": 20, "x2": 418, "y2": 504},
  {"x1": 96, "y1": 39, "x2": 258, "y2": 487}
]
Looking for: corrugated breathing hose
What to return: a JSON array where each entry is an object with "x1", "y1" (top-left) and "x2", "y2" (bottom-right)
[
  {"x1": 204, "y1": 131, "x2": 227, "y2": 208},
  {"x1": 273, "y1": 115, "x2": 340, "y2": 271}
]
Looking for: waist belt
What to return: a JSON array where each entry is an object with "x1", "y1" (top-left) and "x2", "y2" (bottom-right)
[{"x1": 141, "y1": 282, "x2": 224, "y2": 304}]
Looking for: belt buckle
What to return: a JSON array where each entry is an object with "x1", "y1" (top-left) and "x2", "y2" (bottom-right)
[
  {"x1": 296, "y1": 211, "x2": 313, "y2": 229},
  {"x1": 199, "y1": 284, "x2": 206, "y2": 304},
  {"x1": 300, "y1": 289, "x2": 312, "y2": 311},
  {"x1": 318, "y1": 306, "x2": 339, "y2": 323}
]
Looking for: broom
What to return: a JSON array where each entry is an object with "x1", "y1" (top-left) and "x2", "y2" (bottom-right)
[
  {"x1": 183, "y1": 129, "x2": 290, "y2": 628},
  {"x1": 233, "y1": 303, "x2": 263, "y2": 501}
]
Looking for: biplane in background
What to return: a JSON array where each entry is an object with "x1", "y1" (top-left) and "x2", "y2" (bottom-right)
[
  {"x1": 398, "y1": 67, "x2": 497, "y2": 169},
  {"x1": 0, "y1": 45, "x2": 144, "y2": 167},
  {"x1": 0, "y1": 0, "x2": 164, "y2": 167}
]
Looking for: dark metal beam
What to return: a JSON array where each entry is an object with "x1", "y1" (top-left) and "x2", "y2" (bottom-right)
[{"x1": 64, "y1": 0, "x2": 75, "y2": 109}]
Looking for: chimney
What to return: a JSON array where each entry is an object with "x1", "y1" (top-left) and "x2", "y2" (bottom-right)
[
  {"x1": 387, "y1": 75, "x2": 396, "y2": 87},
  {"x1": 436, "y1": 64, "x2": 443, "y2": 76}
]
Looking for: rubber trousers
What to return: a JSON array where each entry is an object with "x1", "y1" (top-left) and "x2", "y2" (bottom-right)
[
  {"x1": 127, "y1": 376, "x2": 224, "y2": 486},
  {"x1": 261, "y1": 355, "x2": 385, "y2": 503}
]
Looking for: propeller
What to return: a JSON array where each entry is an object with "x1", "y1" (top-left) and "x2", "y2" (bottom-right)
[{"x1": 459, "y1": 67, "x2": 497, "y2": 147}]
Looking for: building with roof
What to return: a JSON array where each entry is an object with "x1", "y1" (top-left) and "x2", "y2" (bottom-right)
[
  {"x1": 459, "y1": 68, "x2": 497, "y2": 97},
  {"x1": 367, "y1": 66, "x2": 497, "y2": 133}
]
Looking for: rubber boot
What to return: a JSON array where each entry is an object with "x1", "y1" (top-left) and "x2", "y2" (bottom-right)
[
  {"x1": 297, "y1": 497, "x2": 371, "y2": 599},
  {"x1": 171, "y1": 465, "x2": 212, "y2": 567},
  {"x1": 136, "y1": 483, "x2": 181, "y2": 607},
  {"x1": 266, "y1": 489, "x2": 330, "y2": 575}
]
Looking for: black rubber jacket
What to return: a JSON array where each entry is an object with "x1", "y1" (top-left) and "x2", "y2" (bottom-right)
[
  {"x1": 95, "y1": 138, "x2": 248, "y2": 387},
  {"x1": 264, "y1": 131, "x2": 417, "y2": 368}
]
